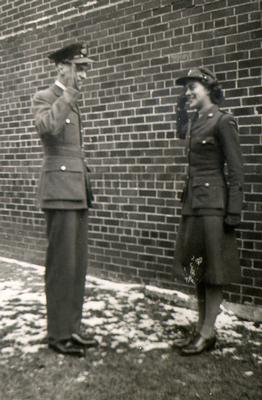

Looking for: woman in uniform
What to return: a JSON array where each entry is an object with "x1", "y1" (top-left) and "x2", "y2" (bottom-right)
[{"x1": 173, "y1": 68, "x2": 244, "y2": 356}]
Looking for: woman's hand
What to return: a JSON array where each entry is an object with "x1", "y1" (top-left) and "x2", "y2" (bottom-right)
[{"x1": 224, "y1": 214, "x2": 241, "y2": 232}]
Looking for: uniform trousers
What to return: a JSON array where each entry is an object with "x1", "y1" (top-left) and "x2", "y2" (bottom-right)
[{"x1": 44, "y1": 209, "x2": 88, "y2": 342}]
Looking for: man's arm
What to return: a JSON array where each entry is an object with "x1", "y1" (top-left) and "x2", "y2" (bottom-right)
[
  {"x1": 32, "y1": 64, "x2": 80, "y2": 136},
  {"x1": 32, "y1": 88, "x2": 80, "y2": 136}
]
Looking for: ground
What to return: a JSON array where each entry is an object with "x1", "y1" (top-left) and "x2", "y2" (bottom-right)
[{"x1": 0, "y1": 257, "x2": 261, "y2": 400}]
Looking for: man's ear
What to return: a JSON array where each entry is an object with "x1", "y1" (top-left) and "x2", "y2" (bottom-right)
[{"x1": 56, "y1": 63, "x2": 65, "y2": 75}]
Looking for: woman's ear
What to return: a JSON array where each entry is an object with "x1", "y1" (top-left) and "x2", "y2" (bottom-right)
[{"x1": 205, "y1": 85, "x2": 211, "y2": 97}]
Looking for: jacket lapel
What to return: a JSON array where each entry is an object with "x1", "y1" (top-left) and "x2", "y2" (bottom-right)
[{"x1": 193, "y1": 105, "x2": 218, "y2": 130}]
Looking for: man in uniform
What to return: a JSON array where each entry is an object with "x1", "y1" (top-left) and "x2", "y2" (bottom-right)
[{"x1": 32, "y1": 43, "x2": 97, "y2": 357}]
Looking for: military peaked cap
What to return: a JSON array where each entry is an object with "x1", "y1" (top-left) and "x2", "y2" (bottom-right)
[
  {"x1": 176, "y1": 67, "x2": 217, "y2": 86},
  {"x1": 48, "y1": 43, "x2": 94, "y2": 64}
]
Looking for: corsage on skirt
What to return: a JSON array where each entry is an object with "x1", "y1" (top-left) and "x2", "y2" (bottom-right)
[{"x1": 174, "y1": 215, "x2": 241, "y2": 285}]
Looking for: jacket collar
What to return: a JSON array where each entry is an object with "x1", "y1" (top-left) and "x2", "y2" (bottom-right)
[
  {"x1": 198, "y1": 104, "x2": 218, "y2": 119},
  {"x1": 55, "y1": 79, "x2": 66, "y2": 91},
  {"x1": 192, "y1": 104, "x2": 218, "y2": 129},
  {"x1": 52, "y1": 83, "x2": 64, "y2": 97}
]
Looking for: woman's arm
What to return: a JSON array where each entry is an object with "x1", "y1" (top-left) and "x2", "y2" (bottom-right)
[{"x1": 217, "y1": 113, "x2": 244, "y2": 227}]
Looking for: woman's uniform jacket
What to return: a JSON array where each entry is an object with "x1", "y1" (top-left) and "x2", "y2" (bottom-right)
[
  {"x1": 32, "y1": 83, "x2": 93, "y2": 210},
  {"x1": 174, "y1": 104, "x2": 244, "y2": 284},
  {"x1": 180, "y1": 104, "x2": 244, "y2": 224}
]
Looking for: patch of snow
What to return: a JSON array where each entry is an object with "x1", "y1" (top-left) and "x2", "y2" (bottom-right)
[
  {"x1": 85, "y1": 300, "x2": 106, "y2": 311},
  {"x1": 221, "y1": 347, "x2": 237, "y2": 355},
  {"x1": 86, "y1": 317, "x2": 107, "y2": 327},
  {"x1": 87, "y1": 276, "x2": 142, "y2": 292},
  {"x1": 146, "y1": 285, "x2": 190, "y2": 301},
  {"x1": 0, "y1": 257, "x2": 261, "y2": 365},
  {"x1": 128, "y1": 292, "x2": 145, "y2": 302},
  {"x1": 22, "y1": 344, "x2": 46, "y2": 354},
  {"x1": 244, "y1": 371, "x2": 254, "y2": 377}
]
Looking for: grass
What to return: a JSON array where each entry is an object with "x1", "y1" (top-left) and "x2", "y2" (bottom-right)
[
  {"x1": 0, "y1": 342, "x2": 261, "y2": 400},
  {"x1": 0, "y1": 260, "x2": 261, "y2": 400}
]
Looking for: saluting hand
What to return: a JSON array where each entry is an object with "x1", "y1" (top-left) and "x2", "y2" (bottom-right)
[
  {"x1": 175, "y1": 91, "x2": 189, "y2": 139},
  {"x1": 66, "y1": 63, "x2": 79, "y2": 91}
]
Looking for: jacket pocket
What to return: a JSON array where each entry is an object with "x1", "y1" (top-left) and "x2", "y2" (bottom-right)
[
  {"x1": 196, "y1": 136, "x2": 216, "y2": 146},
  {"x1": 41, "y1": 158, "x2": 85, "y2": 201},
  {"x1": 192, "y1": 176, "x2": 225, "y2": 209}
]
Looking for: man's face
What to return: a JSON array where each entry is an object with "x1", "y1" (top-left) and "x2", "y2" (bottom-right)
[
  {"x1": 74, "y1": 64, "x2": 89, "y2": 90},
  {"x1": 58, "y1": 63, "x2": 89, "y2": 90},
  {"x1": 185, "y1": 80, "x2": 210, "y2": 110}
]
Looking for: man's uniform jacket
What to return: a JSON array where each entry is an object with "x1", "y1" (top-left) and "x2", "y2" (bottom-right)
[
  {"x1": 33, "y1": 84, "x2": 93, "y2": 210},
  {"x1": 32, "y1": 83, "x2": 93, "y2": 341}
]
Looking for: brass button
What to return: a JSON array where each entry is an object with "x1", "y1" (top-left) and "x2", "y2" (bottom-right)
[
  {"x1": 65, "y1": 118, "x2": 71, "y2": 124},
  {"x1": 60, "y1": 165, "x2": 66, "y2": 171}
]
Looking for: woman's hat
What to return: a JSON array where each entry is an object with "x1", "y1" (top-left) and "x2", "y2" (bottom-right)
[
  {"x1": 48, "y1": 43, "x2": 94, "y2": 64},
  {"x1": 175, "y1": 68, "x2": 217, "y2": 86}
]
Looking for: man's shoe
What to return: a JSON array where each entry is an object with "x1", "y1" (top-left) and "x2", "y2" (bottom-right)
[
  {"x1": 180, "y1": 334, "x2": 216, "y2": 356},
  {"x1": 49, "y1": 339, "x2": 85, "y2": 357},
  {"x1": 72, "y1": 332, "x2": 98, "y2": 348},
  {"x1": 173, "y1": 332, "x2": 199, "y2": 349}
]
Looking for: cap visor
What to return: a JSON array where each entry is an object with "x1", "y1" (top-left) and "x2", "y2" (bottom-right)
[
  {"x1": 73, "y1": 56, "x2": 95, "y2": 64},
  {"x1": 175, "y1": 77, "x2": 188, "y2": 85},
  {"x1": 175, "y1": 76, "x2": 203, "y2": 86}
]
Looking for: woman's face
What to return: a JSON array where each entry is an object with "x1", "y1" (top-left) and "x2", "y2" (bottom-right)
[{"x1": 185, "y1": 80, "x2": 210, "y2": 110}]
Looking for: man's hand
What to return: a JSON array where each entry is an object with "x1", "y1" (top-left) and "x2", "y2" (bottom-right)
[{"x1": 66, "y1": 63, "x2": 79, "y2": 90}]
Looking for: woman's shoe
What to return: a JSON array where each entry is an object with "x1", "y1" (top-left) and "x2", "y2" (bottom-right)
[{"x1": 180, "y1": 334, "x2": 216, "y2": 356}]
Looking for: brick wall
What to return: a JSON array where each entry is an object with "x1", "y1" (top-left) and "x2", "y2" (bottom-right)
[{"x1": 0, "y1": 0, "x2": 261, "y2": 305}]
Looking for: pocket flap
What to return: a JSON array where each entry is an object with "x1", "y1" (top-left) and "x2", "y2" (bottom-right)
[
  {"x1": 196, "y1": 136, "x2": 216, "y2": 145},
  {"x1": 192, "y1": 176, "x2": 225, "y2": 187},
  {"x1": 44, "y1": 157, "x2": 84, "y2": 172}
]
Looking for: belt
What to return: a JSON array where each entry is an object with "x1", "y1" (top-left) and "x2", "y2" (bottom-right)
[{"x1": 44, "y1": 146, "x2": 83, "y2": 158}]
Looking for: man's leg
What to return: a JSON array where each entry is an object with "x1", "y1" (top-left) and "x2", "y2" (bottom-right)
[
  {"x1": 45, "y1": 210, "x2": 85, "y2": 341},
  {"x1": 71, "y1": 209, "x2": 88, "y2": 334}
]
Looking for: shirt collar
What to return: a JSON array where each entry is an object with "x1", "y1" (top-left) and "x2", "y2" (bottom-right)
[{"x1": 55, "y1": 80, "x2": 67, "y2": 91}]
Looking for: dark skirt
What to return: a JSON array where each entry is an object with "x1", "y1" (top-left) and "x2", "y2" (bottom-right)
[{"x1": 174, "y1": 215, "x2": 241, "y2": 285}]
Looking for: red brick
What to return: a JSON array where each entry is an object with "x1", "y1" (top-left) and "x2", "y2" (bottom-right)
[{"x1": 0, "y1": 0, "x2": 261, "y2": 305}]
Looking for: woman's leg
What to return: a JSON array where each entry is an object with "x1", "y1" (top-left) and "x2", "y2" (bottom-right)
[
  {"x1": 173, "y1": 282, "x2": 205, "y2": 349},
  {"x1": 200, "y1": 284, "x2": 223, "y2": 339},
  {"x1": 180, "y1": 283, "x2": 223, "y2": 355},
  {"x1": 196, "y1": 282, "x2": 206, "y2": 334}
]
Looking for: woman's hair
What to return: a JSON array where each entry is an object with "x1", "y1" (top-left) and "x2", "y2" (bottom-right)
[{"x1": 204, "y1": 81, "x2": 225, "y2": 105}]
